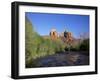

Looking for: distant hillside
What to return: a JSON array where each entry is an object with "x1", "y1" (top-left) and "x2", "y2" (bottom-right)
[
  {"x1": 42, "y1": 35, "x2": 83, "y2": 48},
  {"x1": 42, "y1": 35, "x2": 51, "y2": 39}
]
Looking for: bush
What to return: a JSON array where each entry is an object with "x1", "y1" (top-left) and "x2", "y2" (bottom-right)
[
  {"x1": 79, "y1": 39, "x2": 89, "y2": 51},
  {"x1": 64, "y1": 39, "x2": 89, "y2": 51},
  {"x1": 25, "y1": 17, "x2": 66, "y2": 67}
]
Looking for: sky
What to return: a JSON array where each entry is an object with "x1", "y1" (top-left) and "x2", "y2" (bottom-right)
[{"x1": 26, "y1": 12, "x2": 89, "y2": 38}]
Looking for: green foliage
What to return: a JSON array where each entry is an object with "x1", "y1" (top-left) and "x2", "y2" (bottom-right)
[
  {"x1": 25, "y1": 17, "x2": 65, "y2": 67},
  {"x1": 64, "y1": 39, "x2": 89, "y2": 51},
  {"x1": 79, "y1": 39, "x2": 89, "y2": 51}
]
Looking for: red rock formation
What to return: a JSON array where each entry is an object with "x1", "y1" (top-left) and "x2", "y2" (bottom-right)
[
  {"x1": 50, "y1": 28, "x2": 73, "y2": 44},
  {"x1": 50, "y1": 29, "x2": 58, "y2": 40},
  {"x1": 66, "y1": 32, "x2": 73, "y2": 44}
]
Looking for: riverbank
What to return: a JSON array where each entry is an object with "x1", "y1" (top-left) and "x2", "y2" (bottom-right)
[{"x1": 26, "y1": 51, "x2": 89, "y2": 68}]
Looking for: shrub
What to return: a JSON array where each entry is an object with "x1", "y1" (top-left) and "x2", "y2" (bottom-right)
[
  {"x1": 64, "y1": 39, "x2": 89, "y2": 51},
  {"x1": 25, "y1": 17, "x2": 66, "y2": 67},
  {"x1": 79, "y1": 39, "x2": 89, "y2": 51}
]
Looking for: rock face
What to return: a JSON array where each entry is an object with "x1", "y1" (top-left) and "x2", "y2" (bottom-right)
[
  {"x1": 50, "y1": 29, "x2": 58, "y2": 40},
  {"x1": 64, "y1": 31, "x2": 73, "y2": 44}
]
